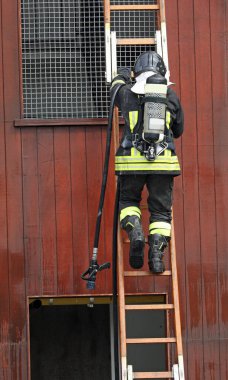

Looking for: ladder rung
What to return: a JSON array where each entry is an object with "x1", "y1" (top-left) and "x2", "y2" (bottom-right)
[
  {"x1": 126, "y1": 337, "x2": 176, "y2": 344},
  {"x1": 124, "y1": 270, "x2": 172, "y2": 277},
  {"x1": 125, "y1": 304, "x2": 174, "y2": 310},
  {"x1": 110, "y1": 5, "x2": 159, "y2": 11},
  {"x1": 117, "y1": 38, "x2": 156, "y2": 45},
  {"x1": 133, "y1": 371, "x2": 173, "y2": 378},
  {"x1": 123, "y1": 237, "x2": 148, "y2": 243}
]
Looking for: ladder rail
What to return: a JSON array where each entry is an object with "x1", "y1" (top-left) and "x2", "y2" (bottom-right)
[
  {"x1": 170, "y1": 216, "x2": 185, "y2": 379},
  {"x1": 104, "y1": 0, "x2": 112, "y2": 83},
  {"x1": 117, "y1": 226, "x2": 128, "y2": 378},
  {"x1": 159, "y1": 0, "x2": 170, "y2": 82},
  {"x1": 113, "y1": 103, "x2": 128, "y2": 378}
]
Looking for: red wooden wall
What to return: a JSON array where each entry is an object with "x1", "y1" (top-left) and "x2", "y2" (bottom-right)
[{"x1": 0, "y1": 0, "x2": 227, "y2": 379}]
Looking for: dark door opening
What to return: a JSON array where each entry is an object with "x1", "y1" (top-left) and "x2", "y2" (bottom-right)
[{"x1": 29, "y1": 302, "x2": 111, "y2": 380}]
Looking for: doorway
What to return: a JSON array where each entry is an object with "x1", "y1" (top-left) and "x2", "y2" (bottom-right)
[
  {"x1": 29, "y1": 299, "x2": 112, "y2": 380},
  {"x1": 29, "y1": 295, "x2": 167, "y2": 379}
]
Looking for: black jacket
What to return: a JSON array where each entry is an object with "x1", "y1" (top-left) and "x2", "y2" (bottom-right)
[{"x1": 111, "y1": 75, "x2": 184, "y2": 176}]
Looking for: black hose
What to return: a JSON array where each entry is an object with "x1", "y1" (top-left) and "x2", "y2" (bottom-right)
[
  {"x1": 112, "y1": 177, "x2": 120, "y2": 379},
  {"x1": 93, "y1": 83, "x2": 124, "y2": 250},
  {"x1": 81, "y1": 82, "x2": 124, "y2": 289}
]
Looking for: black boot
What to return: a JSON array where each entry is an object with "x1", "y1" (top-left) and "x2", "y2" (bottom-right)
[
  {"x1": 121, "y1": 215, "x2": 145, "y2": 269},
  {"x1": 148, "y1": 234, "x2": 168, "y2": 273}
]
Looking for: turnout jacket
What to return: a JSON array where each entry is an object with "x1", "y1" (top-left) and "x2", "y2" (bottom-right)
[{"x1": 110, "y1": 75, "x2": 184, "y2": 176}]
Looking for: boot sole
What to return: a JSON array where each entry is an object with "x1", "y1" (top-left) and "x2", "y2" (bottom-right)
[{"x1": 129, "y1": 241, "x2": 145, "y2": 269}]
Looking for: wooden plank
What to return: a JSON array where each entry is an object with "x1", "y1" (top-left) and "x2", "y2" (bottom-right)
[
  {"x1": 133, "y1": 371, "x2": 173, "y2": 379},
  {"x1": 126, "y1": 337, "x2": 176, "y2": 344},
  {"x1": 166, "y1": 0, "x2": 187, "y2": 375},
  {"x1": 124, "y1": 270, "x2": 172, "y2": 276},
  {"x1": 110, "y1": 5, "x2": 159, "y2": 10},
  {"x1": 125, "y1": 304, "x2": 174, "y2": 310},
  {"x1": 54, "y1": 128, "x2": 74, "y2": 294},
  {"x1": 194, "y1": 0, "x2": 220, "y2": 379},
  {"x1": 0, "y1": 116, "x2": 11, "y2": 378},
  {"x1": 2, "y1": 0, "x2": 20, "y2": 121},
  {"x1": 37, "y1": 128, "x2": 57, "y2": 295},
  {"x1": 177, "y1": 0, "x2": 204, "y2": 379},
  {"x1": 70, "y1": 127, "x2": 90, "y2": 294},
  {"x1": 14, "y1": 118, "x2": 110, "y2": 127},
  {"x1": 2, "y1": 0, "x2": 27, "y2": 376},
  {"x1": 210, "y1": 0, "x2": 228, "y2": 379},
  {"x1": 117, "y1": 38, "x2": 156, "y2": 45},
  {"x1": 0, "y1": 1, "x2": 11, "y2": 376},
  {"x1": 5, "y1": 122, "x2": 27, "y2": 379},
  {"x1": 22, "y1": 128, "x2": 42, "y2": 295}
]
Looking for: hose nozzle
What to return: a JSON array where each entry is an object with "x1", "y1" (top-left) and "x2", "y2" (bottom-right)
[{"x1": 81, "y1": 251, "x2": 111, "y2": 290}]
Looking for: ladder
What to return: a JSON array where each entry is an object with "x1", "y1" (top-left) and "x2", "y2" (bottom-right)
[
  {"x1": 104, "y1": 0, "x2": 170, "y2": 83},
  {"x1": 116, "y1": 218, "x2": 185, "y2": 379},
  {"x1": 103, "y1": 1, "x2": 185, "y2": 379}
]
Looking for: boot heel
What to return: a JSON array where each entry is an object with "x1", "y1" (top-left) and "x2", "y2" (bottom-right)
[
  {"x1": 148, "y1": 234, "x2": 168, "y2": 274},
  {"x1": 121, "y1": 215, "x2": 145, "y2": 269},
  {"x1": 130, "y1": 240, "x2": 145, "y2": 269},
  {"x1": 148, "y1": 257, "x2": 165, "y2": 273}
]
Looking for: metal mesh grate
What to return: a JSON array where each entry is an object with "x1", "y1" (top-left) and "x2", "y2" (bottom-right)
[
  {"x1": 111, "y1": 10, "x2": 158, "y2": 38},
  {"x1": 116, "y1": 45, "x2": 155, "y2": 70},
  {"x1": 21, "y1": 0, "x2": 109, "y2": 119},
  {"x1": 21, "y1": 0, "x2": 159, "y2": 119}
]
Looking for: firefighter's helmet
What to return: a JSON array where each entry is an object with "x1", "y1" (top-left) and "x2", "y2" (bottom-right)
[{"x1": 133, "y1": 51, "x2": 167, "y2": 77}]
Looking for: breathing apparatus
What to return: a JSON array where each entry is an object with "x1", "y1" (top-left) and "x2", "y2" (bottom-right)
[
  {"x1": 130, "y1": 51, "x2": 168, "y2": 161},
  {"x1": 133, "y1": 73, "x2": 168, "y2": 161}
]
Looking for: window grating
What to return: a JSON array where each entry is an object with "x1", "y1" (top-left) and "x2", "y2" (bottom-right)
[
  {"x1": 111, "y1": 10, "x2": 158, "y2": 38},
  {"x1": 21, "y1": 0, "x2": 109, "y2": 119},
  {"x1": 116, "y1": 45, "x2": 154, "y2": 69},
  {"x1": 21, "y1": 0, "x2": 159, "y2": 119}
]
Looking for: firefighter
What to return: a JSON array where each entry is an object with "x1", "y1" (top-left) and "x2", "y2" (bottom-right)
[{"x1": 110, "y1": 51, "x2": 184, "y2": 273}]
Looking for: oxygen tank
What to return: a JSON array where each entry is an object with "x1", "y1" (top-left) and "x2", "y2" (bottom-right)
[{"x1": 142, "y1": 74, "x2": 168, "y2": 144}]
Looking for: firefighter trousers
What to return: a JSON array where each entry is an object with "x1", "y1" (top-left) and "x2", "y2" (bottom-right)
[{"x1": 119, "y1": 174, "x2": 174, "y2": 237}]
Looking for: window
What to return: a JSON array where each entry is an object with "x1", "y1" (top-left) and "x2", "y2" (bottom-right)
[
  {"x1": 21, "y1": 0, "x2": 159, "y2": 120},
  {"x1": 21, "y1": 0, "x2": 109, "y2": 119}
]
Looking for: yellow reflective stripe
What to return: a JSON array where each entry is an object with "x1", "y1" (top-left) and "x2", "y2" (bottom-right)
[
  {"x1": 110, "y1": 79, "x2": 125, "y2": 89},
  {"x1": 149, "y1": 222, "x2": 171, "y2": 237},
  {"x1": 120, "y1": 206, "x2": 141, "y2": 221},
  {"x1": 166, "y1": 111, "x2": 171, "y2": 129},
  {"x1": 150, "y1": 228, "x2": 171, "y2": 237},
  {"x1": 131, "y1": 147, "x2": 142, "y2": 157},
  {"x1": 164, "y1": 149, "x2": 171, "y2": 158},
  {"x1": 115, "y1": 154, "x2": 179, "y2": 163},
  {"x1": 149, "y1": 222, "x2": 171, "y2": 230},
  {"x1": 115, "y1": 163, "x2": 180, "y2": 171},
  {"x1": 129, "y1": 111, "x2": 138, "y2": 132}
]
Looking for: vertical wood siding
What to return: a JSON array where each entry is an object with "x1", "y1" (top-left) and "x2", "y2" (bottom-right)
[{"x1": 0, "y1": 0, "x2": 227, "y2": 379}]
